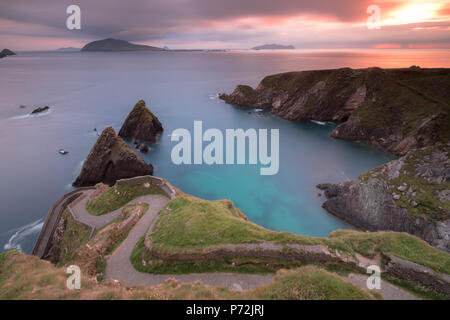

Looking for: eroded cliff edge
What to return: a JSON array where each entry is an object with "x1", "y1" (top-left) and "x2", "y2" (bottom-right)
[
  {"x1": 220, "y1": 67, "x2": 450, "y2": 251},
  {"x1": 220, "y1": 67, "x2": 450, "y2": 155},
  {"x1": 319, "y1": 144, "x2": 450, "y2": 251}
]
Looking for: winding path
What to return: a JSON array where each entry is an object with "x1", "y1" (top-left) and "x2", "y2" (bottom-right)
[{"x1": 69, "y1": 190, "x2": 419, "y2": 297}]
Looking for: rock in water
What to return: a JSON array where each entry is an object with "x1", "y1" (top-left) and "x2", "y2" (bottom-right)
[
  {"x1": 31, "y1": 106, "x2": 49, "y2": 114},
  {"x1": 118, "y1": 100, "x2": 163, "y2": 143},
  {"x1": 0, "y1": 48, "x2": 16, "y2": 58},
  {"x1": 73, "y1": 127, "x2": 153, "y2": 187}
]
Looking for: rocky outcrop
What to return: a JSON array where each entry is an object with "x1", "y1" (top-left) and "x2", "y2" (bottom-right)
[
  {"x1": 31, "y1": 106, "x2": 49, "y2": 114},
  {"x1": 118, "y1": 100, "x2": 163, "y2": 144},
  {"x1": 73, "y1": 127, "x2": 153, "y2": 187},
  {"x1": 319, "y1": 144, "x2": 450, "y2": 252},
  {"x1": 220, "y1": 67, "x2": 450, "y2": 155},
  {"x1": 81, "y1": 38, "x2": 163, "y2": 52},
  {"x1": 0, "y1": 48, "x2": 16, "y2": 58}
]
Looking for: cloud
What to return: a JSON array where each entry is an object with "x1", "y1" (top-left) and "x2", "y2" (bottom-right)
[{"x1": 0, "y1": 0, "x2": 449, "y2": 50}]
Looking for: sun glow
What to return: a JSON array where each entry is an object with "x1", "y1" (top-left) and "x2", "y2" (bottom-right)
[{"x1": 385, "y1": 3, "x2": 441, "y2": 25}]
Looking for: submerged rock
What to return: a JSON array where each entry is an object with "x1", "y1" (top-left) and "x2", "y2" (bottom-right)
[
  {"x1": 31, "y1": 106, "x2": 49, "y2": 114},
  {"x1": 118, "y1": 100, "x2": 163, "y2": 144},
  {"x1": 73, "y1": 127, "x2": 153, "y2": 187}
]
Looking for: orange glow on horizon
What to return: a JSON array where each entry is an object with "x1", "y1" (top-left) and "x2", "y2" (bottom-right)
[{"x1": 384, "y1": 3, "x2": 443, "y2": 25}]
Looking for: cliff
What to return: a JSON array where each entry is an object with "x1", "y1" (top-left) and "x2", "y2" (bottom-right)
[
  {"x1": 220, "y1": 67, "x2": 450, "y2": 155},
  {"x1": 81, "y1": 38, "x2": 163, "y2": 52},
  {"x1": 73, "y1": 127, "x2": 153, "y2": 187},
  {"x1": 118, "y1": 100, "x2": 163, "y2": 143},
  {"x1": 319, "y1": 143, "x2": 450, "y2": 252}
]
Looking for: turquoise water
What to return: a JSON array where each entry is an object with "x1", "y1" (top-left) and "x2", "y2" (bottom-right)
[{"x1": 4, "y1": 49, "x2": 445, "y2": 253}]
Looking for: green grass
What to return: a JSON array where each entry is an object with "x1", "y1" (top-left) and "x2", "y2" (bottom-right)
[
  {"x1": 125, "y1": 100, "x2": 158, "y2": 126},
  {"x1": 258, "y1": 67, "x2": 450, "y2": 142},
  {"x1": 85, "y1": 202, "x2": 149, "y2": 282},
  {"x1": 146, "y1": 196, "x2": 450, "y2": 275},
  {"x1": 150, "y1": 196, "x2": 323, "y2": 251},
  {"x1": 236, "y1": 85, "x2": 254, "y2": 98},
  {"x1": 86, "y1": 179, "x2": 162, "y2": 215},
  {"x1": 250, "y1": 266, "x2": 377, "y2": 300},
  {"x1": 56, "y1": 210, "x2": 91, "y2": 267},
  {"x1": 1, "y1": 251, "x2": 378, "y2": 300}
]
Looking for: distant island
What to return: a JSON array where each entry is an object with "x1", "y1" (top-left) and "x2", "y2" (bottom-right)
[
  {"x1": 0, "y1": 48, "x2": 16, "y2": 58},
  {"x1": 81, "y1": 38, "x2": 164, "y2": 52},
  {"x1": 251, "y1": 44, "x2": 295, "y2": 50},
  {"x1": 56, "y1": 47, "x2": 80, "y2": 52}
]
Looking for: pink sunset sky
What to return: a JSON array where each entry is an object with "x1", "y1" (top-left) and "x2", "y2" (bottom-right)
[{"x1": 0, "y1": 0, "x2": 449, "y2": 50}]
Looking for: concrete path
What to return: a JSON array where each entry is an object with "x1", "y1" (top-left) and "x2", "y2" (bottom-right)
[
  {"x1": 105, "y1": 194, "x2": 275, "y2": 291},
  {"x1": 346, "y1": 273, "x2": 419, "y2": 300},
  {"x1": 70, "y1": 190, "x2": 161, "y2": 229}
]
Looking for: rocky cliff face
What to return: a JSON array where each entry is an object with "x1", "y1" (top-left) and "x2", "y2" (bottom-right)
[
  {"x1": 319, "y1": 143, "x2": 450, "y2": 252},
  {"x1": 73, "y1": 127, "x2": 153, "y2": 187},
  {"x1": 220, "y1": 67, "x2": 450, "y2": 155},
  {"x1": 118, "y1": 100, "x2": 163, "y2": 144}
]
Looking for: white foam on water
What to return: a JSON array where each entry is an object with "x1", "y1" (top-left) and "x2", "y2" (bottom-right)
[
  {"x1": 208, "y1": 93, "x2": 219, "y2": 100},
  {"x1": 253, "y1": 109, "x2": 263, "y2": 112},
  {"x1": 311, "y1": 120, "x2": 327, "y2": 125},
  {"x1": 3, "y1": 218, "x2": 44, "y2": 252},
  {"x1": 6, "y1": 108, "x2": 53, "y2": 121},
  {"x1": 71, "y1": 159, "x2": 85, "y2": 180}
]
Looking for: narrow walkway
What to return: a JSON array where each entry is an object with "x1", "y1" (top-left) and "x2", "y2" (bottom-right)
[
  {"x1": 70, "y1": 190, "x2": 160, "y2": 229},
  {"x1": 104, "y1": 194, "x2": 274, "y2": 291}
]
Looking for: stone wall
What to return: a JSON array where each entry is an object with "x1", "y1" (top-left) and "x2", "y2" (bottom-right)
[{"x1": 32, "y1": 187, "x2": 93, "y2": 258}]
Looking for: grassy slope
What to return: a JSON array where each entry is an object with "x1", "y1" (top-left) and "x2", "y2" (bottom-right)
[
  {"x1": 56, "y1": 209, "x2": 91, "y2": 266},
  {"x1": 86, "y1": 179, "x2": 162, "y2": 215},
  {"x1": 148, "y1": 195, "x2": 450, "y2": 274},
  {"x1": 353, "y1": 69, "x2": 449, "y2": 140},
  {"x1": 259, "y1": 68, "x2": 450, "y2": 141},
  {"x1": 0, "y1": 250, "x2": 376, "y2": 300}
]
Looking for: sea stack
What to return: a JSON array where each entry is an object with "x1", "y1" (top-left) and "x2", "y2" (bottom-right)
[
  {"x1": 118, "y1": 100, "x2": 163, "y2": 143},
  {"x1": 73, "y1": 127, "x2": 153, "y2": 187}
]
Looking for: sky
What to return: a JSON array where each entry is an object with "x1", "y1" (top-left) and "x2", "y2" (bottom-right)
[{"x1": 0, "y1": 0, "x2": 449, "y2": 50}]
